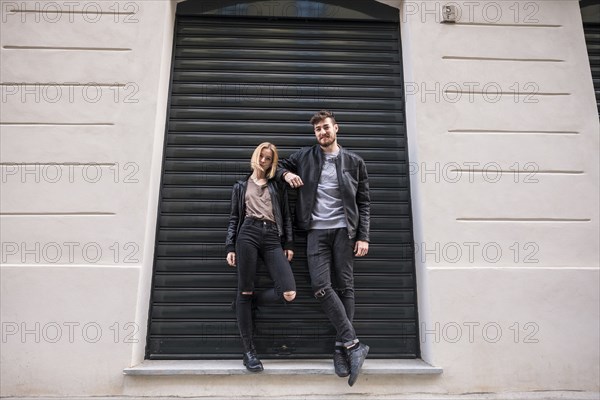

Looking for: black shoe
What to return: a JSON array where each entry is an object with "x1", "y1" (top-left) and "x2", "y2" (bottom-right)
[
  {"x1": 242, "y1": 350, "x2": 264, "y2": 373},
  {"x1": 347, "y1": 343, "x2": 369, "y2": 386},
  {"x1": 333, "y1": 348, "x2": 350, "y2": 377}
]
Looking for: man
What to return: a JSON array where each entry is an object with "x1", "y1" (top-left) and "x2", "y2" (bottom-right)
[{"x1": 277, "y1": 110, "x2": 370, "y2": 386}]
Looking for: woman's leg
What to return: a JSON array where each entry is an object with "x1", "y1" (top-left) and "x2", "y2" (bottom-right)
[
  {"x1": 261, "y1": 228, "x2": 296, "y2": 303},
  {"x1": 254, "y1": 287, "x2": 281, "y2": 306},
  {"x1": 235, "y1": 224, "x2": 260, "y2": 353}
]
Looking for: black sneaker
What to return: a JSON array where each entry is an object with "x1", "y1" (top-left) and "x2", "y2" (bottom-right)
[
  {"x1": 347, "y1": 343, "x2": 369, "y2": 386},
  {"x1": 242, "y1": 349, "x2": 264, "y2": 373},
  {"x1": 333, "y1": 348, "x2": 350, "y2": 377}
]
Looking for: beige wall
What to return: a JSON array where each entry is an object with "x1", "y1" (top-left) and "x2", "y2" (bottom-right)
[
  {"x1": 398, "y1": 0, "x2": 599, "y2": 392},
  {"x1": 0, "y1": 0, "x2": 176, "y2": 396},
  {"x1": 1, "y1": 0, "x2": 598, "y2": 397}
]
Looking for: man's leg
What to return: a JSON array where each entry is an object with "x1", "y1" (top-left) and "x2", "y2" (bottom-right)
[
  {"x1": 307, "y1": 229, "x2": 359, "y2": 380},
  {"x1": 332, "y1": 228, "x2": 356, "y2": 345},
  {"x1": 329, "y1": 228, "x2": 356, "y2": 377},
  {"x1": 331, "y1": 228, "x2": 369, "y2": 386}
]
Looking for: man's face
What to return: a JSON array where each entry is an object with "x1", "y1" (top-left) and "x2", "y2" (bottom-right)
[{"x1": 313, "y1": 117, "x2": 338, "y2": 148}]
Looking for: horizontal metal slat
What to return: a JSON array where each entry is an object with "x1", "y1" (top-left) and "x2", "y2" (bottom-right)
[
  {"x1": 160, "y1": 187, "x2": 410, "y2": 202},
  {"x1": 165, "y1": 146, "x2": 407, "y2": 162},
  {"x1": 160, "y1": 173, "x2": 408, "y2": 189},
  {"x1": 158, "y1": 200, "x2": 409, "y2": 216},
  {"x1": 153, "y1": 273, "x2": 414, "y2": 290},
  {"x1": 150, "y1": 320, "x2": 416, "y2": 336},
  {"x1": 169, "y1": 95, "x2": 403, "y2": 111},
  {"x1": 158, "y1": 215, "x2": 413, "y2": 230},
  {"x1": 152, "y1": 288, "x2": 415, "y2": 305},
  {"x1": 167, "y1": 122, "x2": 405, "y2": 136},
  {"x1": 178, "y1": 21, "x2": 399, "y2": 41},
  {"x1": 154, "y1": 258, "x2": 416, "y2": 274},
  {"x1": 151, "y1": 304, "x2": 416, "y2": 320},
  {"x1": 175, "y1": 59, "x2": 402, "y2": 75},
  {"x1": 166, "y1": 133, "x2": 405, "y2": 147},
  {"x1": 172, "y1": 71, "x2": 403, "y2": 86},
  {"x1": 164, "y1": 160, "x2": 409, "y2": 174},
  {"x1": 154, "y1": 242, "x2": 415, "y2": 260},
  {"x1": 176, "y1": 48, "x2": 399, "y2": 63},
  {"x1": 171, "y1": 83, "x2": 405, "y2": 99},
  {"x1": 147, "y1": 337, "x2": 418, "y2": 359},
  {"x1": 167, "y1": 109, "x2": 405, "y2": 124},
  {"x1": 177, "y1": 36, "x2": 398, "y2": 52}
]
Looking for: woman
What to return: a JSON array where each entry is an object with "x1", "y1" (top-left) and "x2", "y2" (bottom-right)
[{"x1": 225, "y1": 142, "x2": 297, "y2": 372}]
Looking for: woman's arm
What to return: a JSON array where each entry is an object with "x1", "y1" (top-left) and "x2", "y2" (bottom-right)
[
  {"x1": 225, "y1": 183, "x2": 241, "y2": 254},
  {"x1": 280, "y1": 183, "x2": 294, "y2": 253}
]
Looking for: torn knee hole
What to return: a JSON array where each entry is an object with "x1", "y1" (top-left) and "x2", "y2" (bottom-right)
[
  {"x1": 283, "y1": 291, "x2": 296, "y2": 302},
  {"x1": 241, "y1": 292, "x2": 253, "y2": 296},
  {"x1": 314, "y1": 288, "x2": 326, "y2": 298}
]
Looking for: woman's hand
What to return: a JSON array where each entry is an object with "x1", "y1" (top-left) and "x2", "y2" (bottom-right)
[
  {"x1": 226, "y1": 252, "x2": 236, "y2": 267},
  {"x1": 284, "y1": 249, "x2": 294, "y2": 262}
]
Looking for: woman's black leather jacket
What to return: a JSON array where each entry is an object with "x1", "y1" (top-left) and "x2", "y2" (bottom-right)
[{"x1": 225, "y1": 176, "x2": 294, "y2": 253}]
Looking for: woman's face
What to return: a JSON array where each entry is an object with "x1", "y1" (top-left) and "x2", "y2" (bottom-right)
[{"x1": 257, "y1": 148, "x2": 274, "y2": 173}]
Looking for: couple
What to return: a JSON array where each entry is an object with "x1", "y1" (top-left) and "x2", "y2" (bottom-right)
[{"x1": 225, "y1": 110, "x2": 371, "y2": 386}]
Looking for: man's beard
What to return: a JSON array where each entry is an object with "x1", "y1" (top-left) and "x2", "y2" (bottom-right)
[{"x1": 319, "y1": 135, "x2": 335, "y2": 147}]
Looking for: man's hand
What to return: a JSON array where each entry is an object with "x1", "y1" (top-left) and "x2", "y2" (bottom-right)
[
  {"x1": 354, "y1": 241, "x2": 369, "y2": 257},
  {"x1": 226, "y1": 252, "x2": 236, "y2": 267},
  {"x1": 284, "y1": 249, "x2": 294, "y2": 262},
  {"x1": 284, "y1": 172, "x2": 304, "y2": 188}
]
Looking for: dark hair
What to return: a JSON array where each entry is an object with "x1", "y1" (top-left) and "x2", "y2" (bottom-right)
[{"x1": 310, "y1": 110, "x2": 336, "y2": 126}]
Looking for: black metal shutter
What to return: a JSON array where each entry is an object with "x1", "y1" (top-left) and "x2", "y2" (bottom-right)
[
  {"x1": 583, "y1": 22, "x2": 600, "y2": 116},
  {"x1": 147, "y1": 9, "x2": 418, "y2": 359}
]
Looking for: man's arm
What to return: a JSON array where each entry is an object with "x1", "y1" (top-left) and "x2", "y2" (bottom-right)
[
  {"x1": 276, "y1": 151, "x2": 304, "y2": 188},
  {"x1": 355, "y1": 159, "x2": 371, "y2": 243}
]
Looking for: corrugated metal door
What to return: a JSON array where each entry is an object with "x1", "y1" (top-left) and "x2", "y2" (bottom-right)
[{"x1": 146, "y1": 1, "x2": 418, "y2": 359}]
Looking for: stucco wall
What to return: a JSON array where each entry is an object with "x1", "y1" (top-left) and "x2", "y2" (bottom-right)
[
  {"x1": 397, "y1": 0, "x2": 600, "y2": 391},
  {"x1": 0, "y1": 0, "x2": 176, "y2": 396},
  {"x1": 1, "y1": 0, "x2": 598, "y2": 397}
]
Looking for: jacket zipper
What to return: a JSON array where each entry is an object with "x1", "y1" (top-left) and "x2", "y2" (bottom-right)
[
  {"x1": 308, "y1": 149, "x2": 324, "y2": 227},
  {"x1": 267, "y1": 182, "x2": 283, "y2": 236},
  {"x1": 335, "y1": 153, "x2": 352, "y2": 239}
]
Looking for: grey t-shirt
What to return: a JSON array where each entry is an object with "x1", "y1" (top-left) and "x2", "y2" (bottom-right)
[{"x1": 309, "y1": 151, "x2": 347, "y2": 230}]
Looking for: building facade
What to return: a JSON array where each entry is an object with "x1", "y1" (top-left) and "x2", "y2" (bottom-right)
[{"x1": 1, "y1": 0, "x2": 599, "y2": 398}]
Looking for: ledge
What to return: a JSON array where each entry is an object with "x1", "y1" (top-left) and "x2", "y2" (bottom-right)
[{"x1": 123, "y1": 359, "x2": 442, "y2": 376}]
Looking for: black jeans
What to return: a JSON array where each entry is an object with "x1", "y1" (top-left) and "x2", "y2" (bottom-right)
[
  {"x1": 307, "y1": 228, "x2": 358, "y2": 347},
  {"x1": 235, "y1": 218, "x2": 296, "y2": 351}
]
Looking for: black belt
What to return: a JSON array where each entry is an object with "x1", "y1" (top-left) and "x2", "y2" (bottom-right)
[{"x1": 244, "y1": 217, "x2": 277, "y2": 227}]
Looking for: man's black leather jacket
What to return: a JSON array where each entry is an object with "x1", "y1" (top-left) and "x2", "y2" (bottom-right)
[
  {"x1": 276, "y1": 145, "x2": 370, "y2": 242},
  {"x1": 225, "y1": 176, "x2": 294, "y2": 253}
]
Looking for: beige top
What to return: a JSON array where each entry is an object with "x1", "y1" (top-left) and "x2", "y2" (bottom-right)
[{"x1": 245, "y1": 177, "x2": 275, "y2": 223}]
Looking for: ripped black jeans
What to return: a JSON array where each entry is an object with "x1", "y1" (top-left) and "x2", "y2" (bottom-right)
[
  {"x1": 235, "y1": 218, "x2": 296, "y2": 352},
  {"x1": 307, "y1": 228, "x2": 358, "y2": 347}
]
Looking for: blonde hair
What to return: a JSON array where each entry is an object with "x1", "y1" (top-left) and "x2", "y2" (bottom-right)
[{"x1": 250, "y1": 142, "x2": 278, "y2": 179}]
